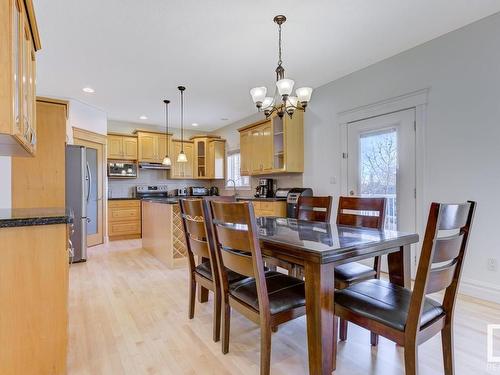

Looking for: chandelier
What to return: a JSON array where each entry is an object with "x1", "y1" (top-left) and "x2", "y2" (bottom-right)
[{"x1": 250, "y1": 15, "x2": 313, "y2": 119}]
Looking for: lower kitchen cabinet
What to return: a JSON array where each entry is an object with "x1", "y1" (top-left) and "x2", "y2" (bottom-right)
[
  {"x1": 252, "y1": 201, "x2": 286, "y2": 217},
  {"x1": 0, "y1": 222, "x2": 69, "y2": 375},
  {"x1": 108, "y1": 200, "x2": 142, "y2": 240}
]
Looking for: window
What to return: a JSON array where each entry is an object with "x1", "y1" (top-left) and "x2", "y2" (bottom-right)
[{"x1": 226, "y1": 151, "x2": 250, "y2": 188}]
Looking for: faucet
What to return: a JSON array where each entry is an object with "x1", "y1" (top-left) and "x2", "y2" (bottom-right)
[{"x1": 227, "y1": 179, "x2": 238, "y2": 198}]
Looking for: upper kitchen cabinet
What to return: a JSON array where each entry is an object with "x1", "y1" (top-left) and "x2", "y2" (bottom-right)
[
  {"x1": 170, "y1": 140, "x2": 194, "y2": 179},
  {"x1": 136, "y1": 130, "x2": 171, "y2": 164},
  {"x1": 238, "y1": 111, "x2": 304, "y2": 176},
  {"x1": 107, "y1": 133, "x2": 138, "y2": 160},
  {"x1": 0, "y1": 0, "x2": 41, "y2": 156},
  {"x1": 191, "y1": 136, "x2": 225, "y2": 179}
]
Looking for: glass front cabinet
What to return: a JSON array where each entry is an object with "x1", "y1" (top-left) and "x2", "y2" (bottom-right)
[{"x1": 1, "y1": 0, "x2": 40, "y2": 156}]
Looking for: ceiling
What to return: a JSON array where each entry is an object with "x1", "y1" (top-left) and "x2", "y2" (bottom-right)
[{"x1": 33, "y1": 0, "x2": 500, "y2": 131}]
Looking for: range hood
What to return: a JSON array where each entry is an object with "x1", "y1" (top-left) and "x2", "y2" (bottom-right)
[{"x1": 139, "y1": 162, "x2": 171, "y2": 170}]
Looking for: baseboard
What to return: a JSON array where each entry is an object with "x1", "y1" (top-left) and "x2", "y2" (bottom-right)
[{"x1": 459, "y1": 277, "x2": 500, "y2": 304}]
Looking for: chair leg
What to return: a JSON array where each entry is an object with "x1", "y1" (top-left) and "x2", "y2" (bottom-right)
[
  {"x1": 188, "y1": 276, "x2": 196, "y2": 319},
  {"x1": 221, "y1": 301, "x2": 231, "y2": 354},
  {"x1": 339, "y1": 319, "x2": 348, "y2": 341},
  {"x1": 260, "y1": 324, "x2": 272, "y2": 375},
  {"x1": 198, "y1": 284, "x2": 209, "y2": 303},
  {"x1": 370, "y1": 332, "x2": 379, "y2": 346},
  {"x1": 404, "y1": 341, "x2": 418, "y2": 375},
  {"x1": 213, "y1": 290, "x2": 221, "y2": 342},
  {"x1": 441, "y1": 324, "x2": 455, "y2": 375}
]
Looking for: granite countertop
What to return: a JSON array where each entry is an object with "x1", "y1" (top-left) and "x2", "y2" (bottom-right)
[
  {"x1": 236, "y1": 196, "x2": 287, "y2": 202},
  {"x1": 141, "y1": 197, "x2": 181, "y2": 205},
  {"x1": 0, "y1": 208, "x2": 73, "y2": 228}
]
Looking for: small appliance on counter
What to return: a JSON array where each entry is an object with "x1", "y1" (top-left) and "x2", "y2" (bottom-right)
[
  {"x1": 189, "y1": 186, "x2": 209, "y2": 196},
  {"x1": 176, "y1": 187, "x2": 188, "y2": 196},
  {"x1": 136, "y1": 185, "x2": 169, "y2": 199},
  {"x1": 108, "y1": 161, "x2": 137, "y2": 178},
  {"x1": 286, "y1": 188, "x2": 313, "y2": 218},
  {"x1": 275, "y1": 188, "x2": 291, "y2": 199},
  {"x1": 209, "y1": 186, "x2": 219, "y2": 196},
  {"x1": 255, "y1": 178, "x2": 274, "y2": 198}
]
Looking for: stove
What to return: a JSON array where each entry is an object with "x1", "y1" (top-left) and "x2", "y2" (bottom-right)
[{"x1": 135, "y1": 185, "x2": 169, "y2": 199}]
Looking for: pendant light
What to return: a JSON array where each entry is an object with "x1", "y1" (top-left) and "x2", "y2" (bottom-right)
[
  {"x1": 177, "y1": 86, "x2": 188, "y2": 163},
  {"x1": 161, "y1": 99, "x2": 172, "y2": 166}
]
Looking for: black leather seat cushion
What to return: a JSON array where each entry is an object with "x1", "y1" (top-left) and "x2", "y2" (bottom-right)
[
  {"x1": 195, "y1": 262, "x2": 246, "y2": 284},
  {"x1": 229, "y1": 271, "x2": 306, "y2": 315},
  {"x1": 335, "y1": 262, "x2": 377, "y2": 282},
  {"x1": 335, "y1": 279, "x2": 444, "y2": 331}
]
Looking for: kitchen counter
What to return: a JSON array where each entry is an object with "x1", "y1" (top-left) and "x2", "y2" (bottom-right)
[
  {"x1": 141, "y1": 197, "x2": 180, "y2": 204},
  {"x1": 0, "y1": 207, "x2": 73, "y2": 228},
  {"x1": 236, "y1": 196, "x2": 287, "y2": 202},
  {"x1": 108, "y1": 197, "x2": 140, "y2": 201}
]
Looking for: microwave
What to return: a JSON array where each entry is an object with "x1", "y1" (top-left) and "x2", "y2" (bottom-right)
[{"x1": 108, "y1": 162, "x2": 137, "y2": 178}]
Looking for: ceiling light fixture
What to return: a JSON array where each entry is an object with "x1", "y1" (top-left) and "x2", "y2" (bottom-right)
[
  {"x1": 82, "y1": 87, "x2": 95, "y2": 93},
  {"x1": 177, "y1": 86, "x2": 188, "y2": 163},
  {"x1": 139, "y1": 115, "x2": 148, "y2": 120},
  {"x1": 162, "y1": 100, "x2": 172, "y2": 166},
  {"x1": 191, "y1": 123, "x2": 199, "y2": 127},
  {"x1": 250, "y1": 15, "x2": 313, "y2": 119}
]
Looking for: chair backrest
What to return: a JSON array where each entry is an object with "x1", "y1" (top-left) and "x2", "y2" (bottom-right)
[
  {"x1": 297, "y1": 196, "x2": 333, "y2": 223},
  {"x1": 210, "y1": 201, "x2": 269, "y2": 312},
  {"x1": 407, "y1": 201, "x2": 476, "y2": 333},
  {"x1": 179, "y1": 198, "x2": 212, "y2": 275},
  {"x1": 336, "y1": 196, "x2": 387, "y2": 230}
]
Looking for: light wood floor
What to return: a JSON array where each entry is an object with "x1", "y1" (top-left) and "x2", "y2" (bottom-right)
[{"x1": 68, "y1": 239, "x2": 500, "y2": 375}]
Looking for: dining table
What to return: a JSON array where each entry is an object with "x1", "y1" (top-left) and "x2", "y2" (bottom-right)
[{"x1": 255, "y1": 217, "x2": 419, "y2": 375}]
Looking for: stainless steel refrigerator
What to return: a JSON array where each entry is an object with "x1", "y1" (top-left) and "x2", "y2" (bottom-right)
[{"x1": 66, "y1": 145, "x2": 88, "y2": 262}]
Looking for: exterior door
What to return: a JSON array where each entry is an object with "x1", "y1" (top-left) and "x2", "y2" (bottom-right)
[
  {"x1": 74, "y1": 138, "x2": 104, "y2": 247},
  {"x1": 345, "y1": 109, "x2": 416, "y2": 272}
]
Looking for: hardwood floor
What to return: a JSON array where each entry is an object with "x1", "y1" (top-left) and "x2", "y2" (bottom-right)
[{"x1": 68, "y1": 239, "x2": 500, "y2": 375}]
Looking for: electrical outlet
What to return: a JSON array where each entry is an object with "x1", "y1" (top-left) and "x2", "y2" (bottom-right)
[{"x1": 487, "y1": 258, "x2": 498, "y2": 272}]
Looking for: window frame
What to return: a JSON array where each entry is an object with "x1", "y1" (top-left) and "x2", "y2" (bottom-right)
[{"x1": 225, "y1": 149, "x2": 251, "y2": 190}]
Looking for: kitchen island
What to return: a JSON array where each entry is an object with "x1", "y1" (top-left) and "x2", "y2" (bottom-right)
[{"x1": 141, "y1": 198, "x2": 188, "y2": 269}]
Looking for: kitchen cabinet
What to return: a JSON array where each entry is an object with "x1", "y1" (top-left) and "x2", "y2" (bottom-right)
[
  {"x1": 136, "y1": 131, "x2": 171, "y2": 163},
  {"x1": 252, "y1": 201, "x2": 286, "y2": 217},
  {"x1": 0, "y1": 0, "x2": 41, "y2": 156},
  {"x1": 108, "y1": 200, "x2": 142, "y2": 240},
  {"x1": 238, "y1": 111, "x2": 304, "y2": 175},
  {"x1": 207, "y1": 139, "x2": 225, "y2": 179},
  {"x1": 191, "y1": 136, "x2": 225, "y2": 179},
  {"x1": 107, "y1": 133, "x2": 138, "y2": 160},
  {"x1": 170, "y1": 140, "x2": 194, "y2": 179}
]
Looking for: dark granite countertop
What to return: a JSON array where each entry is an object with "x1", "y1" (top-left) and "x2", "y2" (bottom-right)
[
  {"x1": 0, "y1": 208, "x2": 73, "y2": 228},
  {"x1": 141, "y1": 197, "x2": 180, "y2": 205},
  {"x1": 236, "y1": 196, "x2": 287, "y2": 202}
]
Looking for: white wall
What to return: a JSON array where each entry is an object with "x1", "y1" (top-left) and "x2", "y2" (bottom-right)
[
  {"x1": 68, "y1": 99, "x2": 107, "y2": 143},
  {"x1": 107, "y1": 119, "x2": 203, "y2": 139},
  {"x1": 214, "y1": 13, "x2": 500, "y2": 302},
  {"x1": 0, "y1": 157, "x2": 11, "y2": 209}
]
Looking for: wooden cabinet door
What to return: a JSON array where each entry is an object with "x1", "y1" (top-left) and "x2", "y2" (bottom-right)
[
  {"x1": 12, "y1": 0, "x2": 22, "y2": 138},
  {"x1": 212, "y1": 140, "x2": 225, "y2": 179},
  {"x1": 183, "y1": 142, "x2": 194, "y2": 178},
  {"x1": 194, "y1": 139, "x2": 207, "y2": 178},
  {"x1": 170, "y1": 141, "x2": 183, "y2": 178},
  {"x1": 138, "y1": 133, "x2": 156, "y2": 162},
  {"x1": 251, "y1": 126, "x2": 262, "y2": 174},
  {"x1": 107, "y1": 135, "x2": 123, "y2": 159},
  {"x1": 20, "y1": 14, "x2": 32, "y2": 149},
  {"x1": 157, "y1": 134, "x2": 167, "y2": 163},
  {"x1": 240, "y1": 130, "x2": 251, "y2": 176},
  {"x1": 122, "y1": 137, "x2": 137, "y2": 160},
  {"x1": 261, "y1": 122, "x2": 273, "y2": 172}
]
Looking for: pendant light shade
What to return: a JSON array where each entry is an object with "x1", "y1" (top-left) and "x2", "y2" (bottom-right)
[
  {"x1": 177, "y1": 86, "x2": 187, "y2": 163},
  {"x1": 162, "y1": 99, "x2": 172, "y2": 166},
  {"x1": 177, "y1": 151, "x2": 187, "y2": 163}
]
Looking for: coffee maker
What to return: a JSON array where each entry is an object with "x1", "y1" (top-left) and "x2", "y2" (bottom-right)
[{"x1": 255, "y1": 178, "x2": 274, "y2": 198}]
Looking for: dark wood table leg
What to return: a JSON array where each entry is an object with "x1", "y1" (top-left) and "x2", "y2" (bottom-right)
[
  {"x1": 304, "y1": 261, "x2": 336, "y2": 375},
  {"x1": 198, "y1": 285, "x2": 209, "y2": 303},
  {"x1": 388, "y1": 244, "x2": 411, "y2": 288}
]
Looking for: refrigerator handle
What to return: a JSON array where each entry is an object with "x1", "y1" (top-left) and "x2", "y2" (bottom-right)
[{"x1": 86, "y1": 162, "x2": 92, "y2": 203}]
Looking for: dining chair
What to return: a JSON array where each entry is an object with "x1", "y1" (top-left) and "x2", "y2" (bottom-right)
[
  {"x1": 334, "y1": 201, "x2": 476, "y2": 375},
  {"x1": 297, "y1": 196, "x2": 333, "y2": 222},
  {"x1": 335, "y1": 196, "x2": 386, "y2": 344},
  {"x1": 179, "y1": 196, "x2": 244, "y2": 342},
  {"x1": 210, "y1": 200, "x2": 306, "y2": 375}
]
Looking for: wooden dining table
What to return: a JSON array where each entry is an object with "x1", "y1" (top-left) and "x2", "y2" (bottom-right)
[{"x1": 255, "y1": 217, "x2": 419, "y2": 375}]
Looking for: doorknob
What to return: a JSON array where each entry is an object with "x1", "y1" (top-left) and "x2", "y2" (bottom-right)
[{"x1": 349, "y1": 190, "x2": 355, "y2": 196}]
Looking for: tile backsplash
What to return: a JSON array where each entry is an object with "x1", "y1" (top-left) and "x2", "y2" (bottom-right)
[{"x1": 108, "y1": 169, "x2": 210, "y2": 198}]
